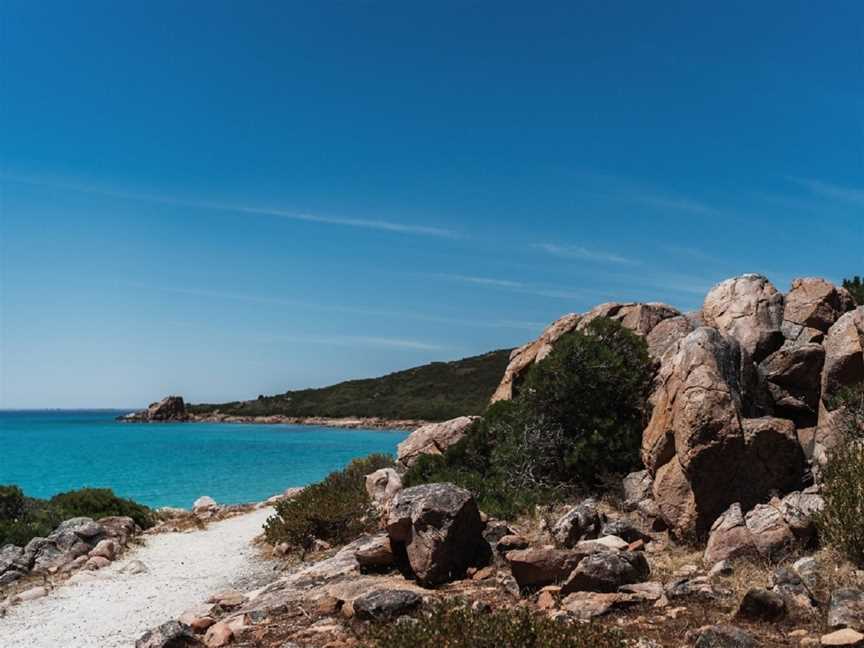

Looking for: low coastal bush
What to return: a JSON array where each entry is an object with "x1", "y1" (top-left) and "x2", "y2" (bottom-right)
[
  {"x1": 363, "y1": 600, "x2": 626, "y2": 648},
  {"x1": 843, "y1": 275, "x2": 864, "y2": 305},
  {"x1": 0, "y1": 486, "x2": 154, "y2": 547},
  {"x1": 405, "y1": 318, "x2": 654, "y2": 518},
  {"x1": 264, "y1": 453, "x2": 394, "y2": 551},
  {"x1": 817, "y1": 384, "x2": 864, "y2": 566},
  {"x1": 49, "y1": 488, "x2": 155, "y2": 530}
]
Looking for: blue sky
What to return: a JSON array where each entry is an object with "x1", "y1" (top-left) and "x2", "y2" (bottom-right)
[{"x1": 1, "y1": 1, "x2": 862, "y2": 408}]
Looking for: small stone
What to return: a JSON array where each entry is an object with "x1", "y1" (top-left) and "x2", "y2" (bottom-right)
[
  {"x1": 208, "y1": 590, "x2": 246, "y2": 608},
  {"x1": 821, "y1": 629, "x2": 864, "y2": 646},
  {"x1": 709, "y1": 560, "x2": 733, "y2": 577},
  {"x1": 13, "y1": 586, "x2": 49, "y2": 603},
  {"x1": 736, "y1": 588, "x2": 787, "y2": 622},
  {"x1": 537, "y1": 586, "x2": 561, "y2": 610},
  {"x1": 120, "y1": 560, "x2": 149, "y2": 575},
  {"x1": 89, "y1": 539, "x2": 118, "y2": 561},
  {"x1": 352, "y1": 589, "x2": 422, "y2": 621},
  {"x1": 85, "y1": 555, "x2": 111, "y2": 571},
  {"x1": 692, "y1": 624, "x2": 757, "y2": 648},
  {"x1": 204, "y1": 622, "x2": 233, "y2": 647}
]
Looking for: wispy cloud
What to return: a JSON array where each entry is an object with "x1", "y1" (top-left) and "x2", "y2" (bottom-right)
[
  {"x1": 633, "y1": 194, "x2": 723, "y2": 217},
  {"x1": 4, "y1": 174, "x2": 460, "y2": 238},
  {"x1": 791, "y1": 178, "x2": 864, "y2": 207},
  {"x1": 264, "y1": 333, "x2": 447, "y2": 351},
  {"x1": 116, "y1": 282, "x2": 542, "y2": 331},
  {"x1": 533, "y1": 243, "x2": 636, "y2": 265},
  {"x1": 431, "y1": 273, "x2": 585, "y2": 301}
]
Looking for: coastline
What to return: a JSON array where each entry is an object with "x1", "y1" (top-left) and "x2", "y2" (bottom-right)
[{"x1": 172, "y1": 413, "x2": 425, "y2": 431}]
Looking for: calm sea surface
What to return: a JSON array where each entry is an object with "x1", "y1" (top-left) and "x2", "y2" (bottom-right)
[{"x1": 0, "y1": 410, "x2": 408, "y2": 508}]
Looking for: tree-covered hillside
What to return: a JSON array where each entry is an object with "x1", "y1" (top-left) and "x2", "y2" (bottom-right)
[{"x1": 188, "y1": 349, "x2": 513, "y2": 422}]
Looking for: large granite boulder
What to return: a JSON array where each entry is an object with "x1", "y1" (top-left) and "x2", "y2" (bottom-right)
[
  {"x1": 702, "y1": 274, "x2": 785, "y2": 363},
  {"x1": 821, "y1": 307, "x2": 864, "y2": 399},
  {"x1": 121, "y1": 396, "x2": 188, "y2": 423},
  {"x1": 760, "y1": 343, "x2": 825, "y2": 425},
  {"x1": 386, "y1": 483, "x2": 483, "y2": 586},
  {"x1": 642, "y1": 325, "x2": 804, "y2": 538},
  {"x1": 784, "y1": 278, "x2": 856, "y2": 335},
  {"x1": 396, "y1": 417, "x2": 478, "y2": 468}
]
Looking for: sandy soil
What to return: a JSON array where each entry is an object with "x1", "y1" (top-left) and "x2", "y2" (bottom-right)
[{"x1": 1, "y1": 507, "x2": 275, "y2": 648}]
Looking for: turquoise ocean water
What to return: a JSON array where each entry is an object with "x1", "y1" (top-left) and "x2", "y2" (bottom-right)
[{"x1": 0, "y1": 410, "x2": 408, "y2": 508}]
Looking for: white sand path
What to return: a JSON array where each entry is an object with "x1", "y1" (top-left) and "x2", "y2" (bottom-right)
[{"x1": 1, "y1": 507, "x2": 275, "y2": 648}]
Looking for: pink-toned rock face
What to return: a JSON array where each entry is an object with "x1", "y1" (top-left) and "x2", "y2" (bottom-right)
[
  {"x1": 784, "y1": 277, "x2": 856, "y2": 333},
  {"x1": 702, "y1": 274, "x2": 785, "y2": 362},
  {"x1": 643, "y1": 328, "x2": 804, "y2": 539},
  {"x1": 491, "y1": 313, "x2": 581, "y2": 402},
  {"x1": 396, "y1": 416, "x2": 479, "y2": 468},
  {"x1": 492, "y1": 302, "x2": 681, "y2": 403},
  {"x1": 203, "y1": 622, "x2": 233, "y2": 648},
  {"x1": 821, "y1": 307, "x2": 864, "y2": 400}
]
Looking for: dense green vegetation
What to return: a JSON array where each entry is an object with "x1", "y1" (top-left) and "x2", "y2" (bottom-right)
[
  {"x1": 363, "y1": 600, "x2": 626, "y2": 648},
  {"x1": 0, "y1": 486, "x2": 155, "y2": 547},
  {"x1": 844, "y1": 276, "x2": 864, "y2": 305},
  {"x1": 405, "y1": 318, "x2": 654, "y2": 518},
  {"x1": 263, "y1": 454, "x2": 394, "y2": 551},
  {"x1": 817, "y1": 384, "x2": 864, "y2": 566},
  {"x1": 189, "y1": 349, "x2": 512, "y2": 422}
]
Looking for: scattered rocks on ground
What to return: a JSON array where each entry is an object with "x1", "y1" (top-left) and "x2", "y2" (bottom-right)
[{"x1": 505, "y1": 546, "x2": 586, "y2": 588}]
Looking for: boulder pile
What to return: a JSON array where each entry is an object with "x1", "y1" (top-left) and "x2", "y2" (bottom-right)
[
  {"x1": 119, "y1": 395, "x2": 189, "y2": 422},
  {"x1": 0, "y1": 515, "x2": 139, "y2": 588},
  {"x1": 492, "y1": 274, "x2": 862, "y2": 541}
]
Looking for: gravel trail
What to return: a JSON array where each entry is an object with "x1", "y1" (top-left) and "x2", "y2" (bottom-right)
[{"x1": 1, "y1": 507, "x2": 274, "y2": 648}]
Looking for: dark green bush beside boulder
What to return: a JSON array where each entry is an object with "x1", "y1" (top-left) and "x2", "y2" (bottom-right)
[
  {"x1": 405, "y1": 318, "x2": 654, "y2": 518},
  {"x1": 264, "y1": 453, "x2": 394, "y2": 550},
  {"x1": 363, "y1": 600, "x2": 626, "y2": 648},
  {"x1": 0, "y1": 486, "x2": 155, "y2": 547},
  {"x1": 843, "y1": 276, "x2": 864, "y2": 305},
  {"x1": 817, "y1": 384, "x2": 864, "y2": 566}
]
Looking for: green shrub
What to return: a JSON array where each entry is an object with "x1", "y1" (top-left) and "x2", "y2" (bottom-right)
[
  {"x1": 0, "y1": 486, "x2": 154, "y2": 547},
  {"x1": 362, "y1": 600, "x2": 626, "y2": 648},
  {"x1": 0, "y1": 485, "x2": 26, "y2": 521},
  {"x1": 817, "y1": 384, "x2": 864, "y2": 566},
  {"x1": 843, "y1": 276, "x2": 864, "y2": 305},
  {"x1": 405, "y1": 318, "x2": 654, "y2": 519},
  {"x1": 50, "y1": 488, "x2": 155, "y2": 530},
  {"x1": 264, "y1": 453, "x2": 394, "y2": 550}
]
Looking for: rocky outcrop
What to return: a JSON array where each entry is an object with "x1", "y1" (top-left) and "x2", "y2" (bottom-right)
[
  {"x1": 386, "y1": 483, "x2": 484, "y2": 586},
  {"x1": 0, "y1": 515, "x2": 139, "y2": 587},
  {"x1": 702, "y1": 274, "x2": 785, "y2": 363},
  {"x1": 821, "y1": 308, "x2": 864, "y2": 399},
  {"x1": 642, "y1": 324, "x2": 805, "y2": 538},
  {"x1": 491, "y1": 313, "x2": 582, "y2": 402},
  {"x1": 120, "y1": 396, "x2": 189, "y2": 423},
  {"x1": 491, "y1": 303, "x2": 682, "y2": 402},
  {"x1": 396, "y1": 417, "x2": 478, "y2": 468},
  {"x1": 784, "y1": 278, "x2": 855, "y2": 336},
  {"x1": 760, "y1": 343, "x2": 825, "y2": 425},
  {"x1": 504, "y1": 546, "x2": 586, "y2": 588}
]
